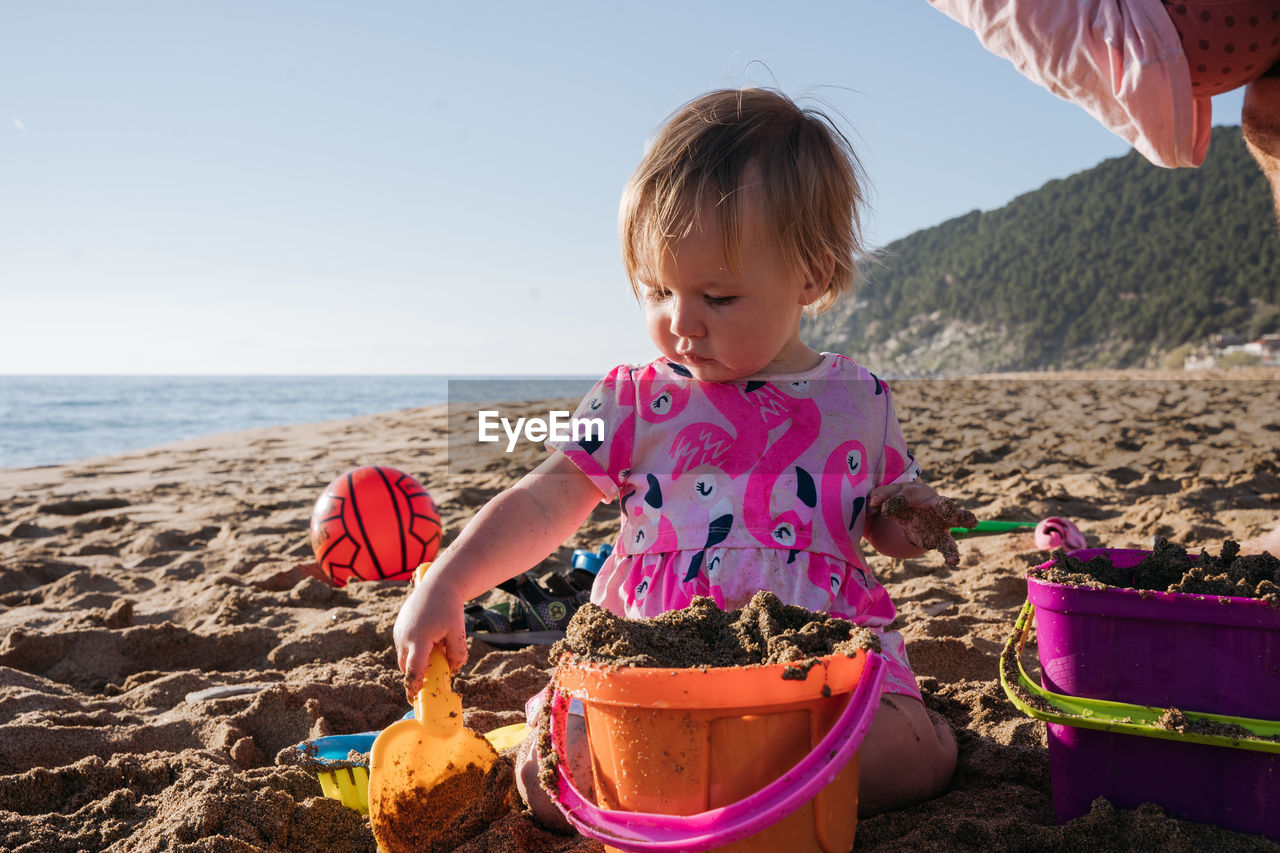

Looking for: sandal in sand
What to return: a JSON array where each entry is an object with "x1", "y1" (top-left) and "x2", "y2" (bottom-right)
[{"x1": 465, "y1": 565, "x2": 596, "y2": 648}]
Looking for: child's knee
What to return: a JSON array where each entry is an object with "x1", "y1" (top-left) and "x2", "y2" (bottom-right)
[
  {"x1": 896, "y1": 698, "x2": 956, "y2": 792},
  {"x1": 857, "y1": 694, "x2": 956, "y2": 816},
  {"x1": 514, "y1": 729, "x2": 569, "y2": 832},
  {"x1": 926, "y1": 706, "x2": 959, "y2": 789},
  {"x1": 514, "y1": 713, "x2": 593, "y2": 834}
]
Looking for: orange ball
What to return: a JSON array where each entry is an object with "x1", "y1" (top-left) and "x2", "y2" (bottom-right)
[{"x1": 309, "y1": 466, "x2": 441, "y2": 585}]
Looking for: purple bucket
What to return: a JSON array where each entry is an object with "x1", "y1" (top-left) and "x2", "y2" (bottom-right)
[{"x1": 1029, "y1": 548, "x2": 1280, "y2": 838}]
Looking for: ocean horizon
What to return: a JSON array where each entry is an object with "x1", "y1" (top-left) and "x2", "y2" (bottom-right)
[{"x1": 0, "y1": 374, "x2": 596, "y2": 471}]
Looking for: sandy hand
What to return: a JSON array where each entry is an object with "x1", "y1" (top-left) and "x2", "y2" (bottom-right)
[{"x1": 880, "y1": 494, "x2": 978, "y2": 567}]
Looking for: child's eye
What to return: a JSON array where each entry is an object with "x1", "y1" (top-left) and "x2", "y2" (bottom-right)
[
  {"x1": 705, "y1": 295, "x2": 737, "y2": 307},
  {"x1": 644, "y1": 287, "x2": 672, "y2": 303}
]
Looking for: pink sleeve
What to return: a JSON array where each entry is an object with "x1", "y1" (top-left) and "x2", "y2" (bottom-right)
[
  {"x1": 876, "y1": 383, "x2": 922, "y2": 489},
  {"x1": 927, "y1": 0, "x2": 1211, "y2": 168},
  {"x1": 545, "y1": 366, "x2": 636, "y2": 502}
]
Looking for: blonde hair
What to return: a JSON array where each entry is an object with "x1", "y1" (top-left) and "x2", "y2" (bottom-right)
[{"x1": 619, "y1": 88, "x2": 867, "y2": 314}]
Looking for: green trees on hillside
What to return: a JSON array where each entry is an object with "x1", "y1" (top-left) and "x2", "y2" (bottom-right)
[{"x1": 808, "y1": 126, "x2": 1280, "y2": 371}]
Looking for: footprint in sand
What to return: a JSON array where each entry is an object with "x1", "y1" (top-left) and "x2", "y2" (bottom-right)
[
  {"x1": 130, "y1": 526, "x2": 223, "y2": 558},
  {"x1": 0, "y1": 558, "x2": 83, "y2": 602},
  {"x1": 69, "y1": 514, "x2": 130, "y2": 536},
  {"x1": 0, "y1": 520, "x2": 63, "y2": 541},
  {"x1": 36, "y1": 497, "x2": 131, "y2": 516},
  {"x1": 1, "y1": 620, "x2": 281, "y2": 694}
]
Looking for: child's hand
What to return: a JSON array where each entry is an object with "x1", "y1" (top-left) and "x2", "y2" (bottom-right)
[
  {"x1": 867, "y1": 483, "x2": 977, "y2": 567},
  {"x1": 389, "y1": 451, "x2": 604, "y2": 703},
  {"x1": 393, "y1": 567, "x2": 469, "y2": 703}
]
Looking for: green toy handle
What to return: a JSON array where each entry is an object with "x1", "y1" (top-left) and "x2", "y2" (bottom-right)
[
  {"x1": 950, "y1": 519, "x2": 1038, "y2": 539},
  {"x1": 999, "y1": 601, "x2": 1280, "y2": 754}
]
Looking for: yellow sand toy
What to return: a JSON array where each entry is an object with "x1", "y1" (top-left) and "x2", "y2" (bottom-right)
[
  {"x1": 366, "y1": 561, "x2": 524, "y2": 851},
  {"x1": 292, "y1": 718, "x2": 526, "y2": 814},
  {"x1": 290, "y1": 561, "x2": 526, "y2": 821}
]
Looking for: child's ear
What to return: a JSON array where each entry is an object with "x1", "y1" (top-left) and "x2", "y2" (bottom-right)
[
  {"x1": 800, "y1": 251, "x2": 837, "y2": 305},
  {"x1": 800, "y1": 280, "x2": 821, "y2": 306}
]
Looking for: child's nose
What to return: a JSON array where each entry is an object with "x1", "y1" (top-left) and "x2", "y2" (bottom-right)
[{"x1": 668, "y1": 297, "x2": 703, "y2": 338}]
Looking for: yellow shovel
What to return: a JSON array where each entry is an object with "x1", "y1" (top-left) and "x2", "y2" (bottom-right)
[{"x1": 369, "y1": 560, "x2": 507, "y2": 852}]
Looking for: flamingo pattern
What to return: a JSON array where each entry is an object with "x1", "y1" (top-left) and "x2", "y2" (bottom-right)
[{"x1": 550, "y1": 353, "x2": 924, "y2": 700}]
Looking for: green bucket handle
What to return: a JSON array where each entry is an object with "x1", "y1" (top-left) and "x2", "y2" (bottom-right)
[{"x1": 1000, "y1": 600, "x2": 1280, "y2": 754}]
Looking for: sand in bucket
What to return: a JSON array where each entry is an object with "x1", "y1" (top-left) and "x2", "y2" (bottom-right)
[{"x1": 540, "y1": 592, "x2": 886, "y2": 853}]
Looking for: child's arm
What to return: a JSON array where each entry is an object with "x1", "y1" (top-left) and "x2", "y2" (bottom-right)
[
  {"x1": 393, "y1": 451, "x2": 604, "y2": 698},
  {"x1": 1244, "y1": 76, "x2": 1280, "y2": 223},
  {"x1": 864, "y1": 481, "x2": 976, "y2": 567}
]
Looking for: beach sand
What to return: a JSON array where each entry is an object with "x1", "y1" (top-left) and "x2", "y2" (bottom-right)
[{"x1": 2, "y1": 370, "x2": 1278, "y2": 852}]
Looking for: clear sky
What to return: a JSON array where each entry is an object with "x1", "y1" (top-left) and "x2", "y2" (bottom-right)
[{"x1": 1, "y1": 2, "x2": 1248, "y2": 376}]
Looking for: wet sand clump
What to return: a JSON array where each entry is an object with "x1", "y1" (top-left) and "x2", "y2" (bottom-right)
[
  {"x1": 879, "y1": 493, "x2": 978, "y2": 567},
  {"x1": 371, "y1": 759, "x2": 511, "y2": 853}
]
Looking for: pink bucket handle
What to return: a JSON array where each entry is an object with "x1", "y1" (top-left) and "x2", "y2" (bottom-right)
[{"x1": 547, "y1": 652, "x2": 886, "y2": 852}]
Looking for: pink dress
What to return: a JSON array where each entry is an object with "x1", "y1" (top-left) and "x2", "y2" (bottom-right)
[{"x1": 549, "y1": 353, "x2": 924, "y2": 699}]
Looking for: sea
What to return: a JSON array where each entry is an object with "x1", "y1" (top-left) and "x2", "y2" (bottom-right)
[{"x1": 0, "y1": 375, "x2": 596, "y2": 471}]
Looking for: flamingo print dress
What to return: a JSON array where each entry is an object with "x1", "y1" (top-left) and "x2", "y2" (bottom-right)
[{"x1": 549, "y1": 353, "x2": 924, "y2": 698}]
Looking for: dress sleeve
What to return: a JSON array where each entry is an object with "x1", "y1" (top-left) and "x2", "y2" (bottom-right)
[
  {"x1": 876, "y1": 382, "x2": 923, "y2": 489},
  {"x1": 545, "y1": 365, "x2": 636, "y2": 502}
]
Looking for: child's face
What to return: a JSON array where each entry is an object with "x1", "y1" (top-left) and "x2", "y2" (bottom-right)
[{"x1": 643, "y1": 200, "x2": 821, "y2": 382}]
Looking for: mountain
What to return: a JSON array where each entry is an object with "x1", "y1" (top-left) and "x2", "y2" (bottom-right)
[{"x1": 803, "y1": 126, "x2": 1280, "y2": 375}]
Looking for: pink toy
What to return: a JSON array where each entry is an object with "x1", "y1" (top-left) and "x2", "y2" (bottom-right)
[{"x1": 1034, "y1": 517, "x2": 1087, "y2": 551}]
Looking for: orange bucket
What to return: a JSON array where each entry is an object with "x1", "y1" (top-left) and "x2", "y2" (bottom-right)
[{"x1": 546, "y1": 648, "x2": 885, "y2": 852}]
